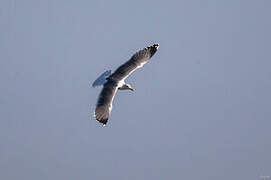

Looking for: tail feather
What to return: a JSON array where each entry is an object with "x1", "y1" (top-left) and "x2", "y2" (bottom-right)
[{"x1": 92, "y1": 70, "x2": 111, "y2": 87}]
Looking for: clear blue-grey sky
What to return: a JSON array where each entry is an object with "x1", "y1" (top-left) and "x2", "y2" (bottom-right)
[{"x1": 1, "y1": 0, "x2": 271, "y2": 179}]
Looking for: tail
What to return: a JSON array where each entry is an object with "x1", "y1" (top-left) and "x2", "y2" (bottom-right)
[{"x1": 92, "y1": 70, "x2": 111, "y2": 87}]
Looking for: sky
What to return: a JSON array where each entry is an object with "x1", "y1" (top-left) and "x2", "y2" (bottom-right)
[{"x1": 1, "y1": 0, "x2": 271, "y2": 179}]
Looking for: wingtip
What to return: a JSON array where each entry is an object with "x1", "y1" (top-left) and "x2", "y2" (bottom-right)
[
  {"x1": 96, "y1": 118, "x2": 108, "y2": 126},
  {"x1": 147, "y1": 43, "x2": 159, "y2": 57},
  {"x1": 153, "y1": 43, "x2": 159, "y2": 49}
]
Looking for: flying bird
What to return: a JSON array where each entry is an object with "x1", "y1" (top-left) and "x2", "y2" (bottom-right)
[{"x1": 92, "y1": 43, "x2": 159, "y2": 125}]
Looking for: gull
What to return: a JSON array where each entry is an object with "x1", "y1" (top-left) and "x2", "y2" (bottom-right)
[{"x1": 92, "y1": 43, "x2": 159, "y2": 125}]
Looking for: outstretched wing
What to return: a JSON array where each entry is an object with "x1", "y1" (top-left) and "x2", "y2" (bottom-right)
[
  {"x1": 108, "y1": 43, "x2": 159, "y2": 81},
  {"x1": 92, "y1": 70, "x2": 111, "y2": 87},
  {"x1": 94, "y1": 79, "x2": 118, "y2": 125}
]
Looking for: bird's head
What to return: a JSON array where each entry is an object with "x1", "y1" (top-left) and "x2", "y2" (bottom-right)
[
  {"x1": 119, "y1": 84, "x2": 134, "y2": 91},
  {"x1": 126, "y1": 84, "x2": 134, "y2": 91}
]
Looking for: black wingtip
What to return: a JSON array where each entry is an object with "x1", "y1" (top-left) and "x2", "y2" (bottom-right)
[
  {"x1": 97, "y1": 118, "x2": 108, "y2": 126},
  {"x1": 153, "y1": 43, "x2": 159, "y2": 49},
  {"x1": 148, "y1": 43, "x2": 159, "y2": 57}
]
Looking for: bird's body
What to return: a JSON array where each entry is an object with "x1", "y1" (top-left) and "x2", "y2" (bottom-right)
[{"x1": 93, "y1": 43, "x2": 159, "y2": 125}]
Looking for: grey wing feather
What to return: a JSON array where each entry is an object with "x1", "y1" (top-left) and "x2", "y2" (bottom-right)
[
  {"x1": 92, "y1": 70, "x2": 111, "y2": 87},
  {"x1": 94, "y1": 79, "x2": 118, "y2": 125},
  {"x1": 109, "y1": 43, "x2": 159, "y2": 81}
]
